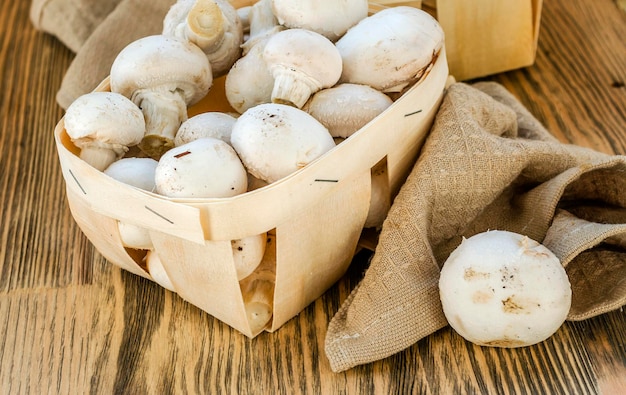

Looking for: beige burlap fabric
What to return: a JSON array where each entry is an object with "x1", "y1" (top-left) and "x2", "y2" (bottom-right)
[
  {"x1": 30, "y1": 0, "x2": 175, "y2": 109},
  {"x1": 325, "y1": 82, "x2": 626, "y2": 372},
  {"x1": 30, "y1": 0, "x2": 123, "y2": 52}
]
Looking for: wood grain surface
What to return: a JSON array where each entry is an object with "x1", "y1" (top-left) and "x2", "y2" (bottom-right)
[{"x1": 1, "y1": 0, "x2": 625, "y2": 394}]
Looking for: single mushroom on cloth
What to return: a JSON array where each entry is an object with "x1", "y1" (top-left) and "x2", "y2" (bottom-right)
[
  {"x1": 438, "y1": 230, "x2": 571, "y2": 347},
  {"x1": 325, "y1": 81, "x2": 626, "y2": 372}
]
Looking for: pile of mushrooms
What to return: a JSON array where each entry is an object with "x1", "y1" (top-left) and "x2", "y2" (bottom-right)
[{"x1": 63, "y1": 0, "x2": 446, "y2": 332}]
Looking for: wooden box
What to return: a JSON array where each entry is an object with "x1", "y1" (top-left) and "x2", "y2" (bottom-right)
[
  {"x1": 430, "y1": 0, "x2": 543, "y2": 81},
  {"x1": 53, "y1": 3, "x2": 450, "y2": 338}
]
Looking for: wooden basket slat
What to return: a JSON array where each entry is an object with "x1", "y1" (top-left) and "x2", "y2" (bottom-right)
[
  {"x1": 149, "y1": 231, "x2": 253, "y2": 335},
  {"x1": 66, "y1": 187, "x2": 152, "y2": 279},
  {"x1": 270, "y1": 170, "x2": 372, "y2": 331}
]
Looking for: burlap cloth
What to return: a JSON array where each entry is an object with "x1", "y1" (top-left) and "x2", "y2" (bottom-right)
[
  {"x1": 30, "y1": 0, "x2": 175, "y2": 109},
  {"x1": 325, "y1": 82, "x2": 626, "y2": 372}
]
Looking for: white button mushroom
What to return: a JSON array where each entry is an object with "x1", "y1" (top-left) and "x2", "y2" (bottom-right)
[
  {"x1": 262, "y1": 28, "x2": 343, "y2": 108},
  {"x1": 237, "y1": 5, "x2": 251, "y2": 35},
  {"x1": 271, "y1": 0, "x2": 368, "y2": 42},
  {"x1": 231, "y1": 233, "x2": 267, "y2": 281},
  {"x1": 155, "y1": 137, "x2": 247, "y2": 198},
  {"x1": 64, "y1": 91, "x2": 145, "y2": 171},
  {"x1": 104, "y1": 157, "x2": 159, "y2": 249},
  {"x1": 110, "y1": 34, "x2": 212, "y2": 159},
  {"x1": 240, "y1": 0, "x2": 283, "y2": 56},
  {"x1": 303, "y1": 83, "x2": 393, "y2": 139},
  {"x1": 163, "y1": 0, "x2": 243, "y2": 77},
  {"x1": 230, "y1": 103, "x2": 336, "y2": 183},
  {"x1": 174, "y1": 111, "x2": 237, "y2": 146},
  {"x1": 225, "y1": 35, "x2": 276, "y2": 114},
  {"x1": 438, "y1": 230, "x2": 572, "y2": 348},
  {"x1": 240, "y1": 266, "x2": 275, "y2": 333},
  {"x1": 336, "y1": 6, "x2": 445, "y2": 93},
  {"x1": 103, "y1": 157, "x2": 158, "y2": 191}
]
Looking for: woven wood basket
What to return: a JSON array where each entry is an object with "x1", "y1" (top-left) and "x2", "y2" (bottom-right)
[{"x1": 53, "y1": 2, "x2": 450, "y2": 337}]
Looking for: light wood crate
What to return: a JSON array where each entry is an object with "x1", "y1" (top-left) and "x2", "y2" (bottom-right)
[
  {"x1": 53, "y1": 2, "x2": 450, "y2": 337},
  {"x1": 427, "y1": 0, "x2": 543, "y2": 81}
]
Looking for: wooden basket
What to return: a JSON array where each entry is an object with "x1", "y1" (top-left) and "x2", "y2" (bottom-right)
[{"x1": 53, "y1": 3, "x2": 450, "y2": 338}]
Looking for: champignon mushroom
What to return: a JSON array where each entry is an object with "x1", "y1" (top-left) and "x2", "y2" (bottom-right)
[
  {"x1": 174, "y1": 111, "x2": 237, "y2": 146},
  {"x1": 271, "y1": 0, "x2": 368, "y2": 41},
  {"x1": 303, "y1": 83, "x2": 393, "y2": 138},
  {"x1": 237, "y1": 5, "x2": 251, "y2": 35},
  {"x1": 241, "y1": 0, "x2": 283, "y2": 55},
  {"x1": 336, "y1": 6, "x2": 444, "y2": 93},
  {"x1": 163, "y1": 0, "x2": 243, "y2": 77},
  {"x1": 225, "y1": 35, "x2": 275, "y2": 114},
  {"x1": 104, "y1": 157, "x2": 159, "y2": 249},
  {"x1": 64, "y1": 91, "x2": 145, "y2": 171},
  {"x1": 240, "y1": 266, "x2": 275, "y2": 333},
  {"x1": 231, "y1": 233, "x2": 267, "y2": 280},
  {"x1": 155, "y1": 137, "x2": 247, "y2": 198},
  {"x1": 230, "y1": 103, "x2": 336, "y2": 183},
  {"x1": 438, "y1": 230, "x2": 572, "y2": 348},
  {"x1": 110, "y1": 34, "x2": 212, "y2": 159},
  {"x1": 262, "y1": 28, "x2": 343, "y2": 108}
]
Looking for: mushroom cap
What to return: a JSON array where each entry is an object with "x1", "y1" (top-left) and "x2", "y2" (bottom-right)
[
  {"x1": 271, "y1": 0, "x2": 368, "y2": 41},
  {"x1": 262, "y1": 28, "x2": 342, "y2": 90},
  {"x1": 230, "y1": 103, "x2": 336, "y2": 183},
  {"x1": 110, "y1": 35, "x2": 213, "y2": 106},
  {"x1": 225, "y1": 37, "x2": 275, "y2": 114},
  {"x1": 336, "y1": 6, "x2": 444, "y2": 92},
  {"x1": 64, "y1": 91, "x2": 145, "y2": 150},
  {"x1": 231, "y1": 233, "x2": 267, "y2": 280},
  {"x1": 174, "y1": 112, "x2": 237, "y2": 146},
  {"x1": 103, "y1": 157, "x2": 159, "y2": 191},
  {"x1": 438, "y1": 230, "x2": 572, "y2": 348},
  {"x1": 155, "y1": 137, "x2": 248, "y2": 198},
  {"x1": 303, "y1": 83, "x2": 393, "y2": 138}
]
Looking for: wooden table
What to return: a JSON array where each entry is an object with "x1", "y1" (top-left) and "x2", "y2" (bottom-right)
[{"x1": 1, "y1": 1, "x2": 625, "y2": 393}]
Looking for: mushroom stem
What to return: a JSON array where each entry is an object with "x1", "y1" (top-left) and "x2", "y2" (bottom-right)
[
  {"x1": 78, "y1": 145, "x2": 120, "y2": 171},
  {"x1": 135, "y1": 89, "x2": 188, "y2": 158},
  {"x1": 241, "y1": 0, "x2": 282, "y2": 55},
  {"x1": 271, "y1": 68, "x2": 320, "y2": 108},
  {"x1": 185, "y1": 0, "x2": 226, "y2": 53}
]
